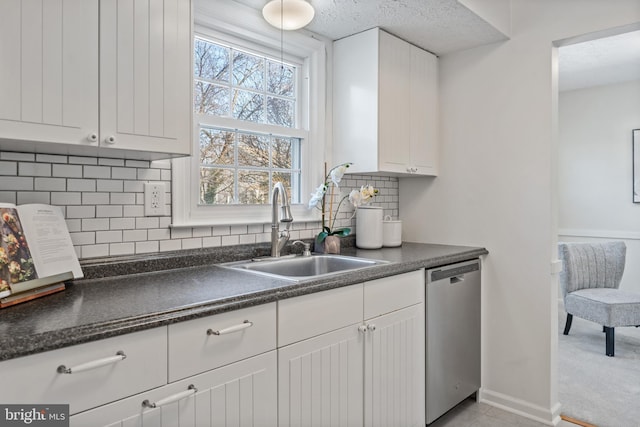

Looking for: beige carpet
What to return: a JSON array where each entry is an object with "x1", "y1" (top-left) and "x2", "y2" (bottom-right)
[{"x1": 558, "y1": 302, "x2": 640, "y2": 427}]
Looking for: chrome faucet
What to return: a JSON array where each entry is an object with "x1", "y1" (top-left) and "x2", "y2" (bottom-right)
[{"x1": 271, "y1": 182, "x2": 293, "y2": 257}]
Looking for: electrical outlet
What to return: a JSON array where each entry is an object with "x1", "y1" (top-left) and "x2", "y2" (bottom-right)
[{"x1": 144, "y1": 182, "x2": 166, "y2": 216}]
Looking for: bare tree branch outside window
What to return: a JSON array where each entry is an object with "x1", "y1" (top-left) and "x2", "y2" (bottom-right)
[{"x1": 194, "y1": 37, "x2": 301, "y2": 206}]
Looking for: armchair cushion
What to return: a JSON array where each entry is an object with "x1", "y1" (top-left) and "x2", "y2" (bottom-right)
[{"x1": 565, "y1": 288, "x2": 640, "y2": 327}]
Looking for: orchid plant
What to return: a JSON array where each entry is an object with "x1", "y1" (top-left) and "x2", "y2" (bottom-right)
[{"x1": 308, "y1": 162, "x2": 379, "y2": 244}]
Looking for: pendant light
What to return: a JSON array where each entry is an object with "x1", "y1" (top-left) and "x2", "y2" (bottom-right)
[{"x1": 262, "y1": 0, "x2": 315, "y2": 31}]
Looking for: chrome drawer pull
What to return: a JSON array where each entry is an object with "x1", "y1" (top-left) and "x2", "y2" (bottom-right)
[
  {"x1": 207, "y1": 320, "x2": 253, "y2": 336},
  {"x1": 57, "y1": 351, "x2": 126, "y2": 374},
  {"x1": 142, "y1": 385, "x2": 197, "y2": 409}
]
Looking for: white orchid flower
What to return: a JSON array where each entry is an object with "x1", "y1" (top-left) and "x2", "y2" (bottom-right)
[
  {"x1": 308, "y1": 184, "x2": 327, "y2": 209},
  {"x1": 348, "y1": 189, "x2": 363, "y2": 207},
  {"x1": 330, "y1": 163, "x2": 349, "y2": 187},
  {"x1": 360, "y1": 185, "x2": 377, "y2": 201}
]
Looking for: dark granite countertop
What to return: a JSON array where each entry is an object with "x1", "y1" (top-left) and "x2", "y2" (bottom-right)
[{"x1": 0, "y1": 242, "x2": 487, "y2": 361}]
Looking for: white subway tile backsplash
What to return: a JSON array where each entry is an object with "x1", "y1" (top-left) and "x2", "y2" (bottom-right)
[
  {"x1": 113, "y1": 167, "x2": 137, "y2": 180},
  {"x1": 36, "y1": 154, "x2": 67, "y2": 164},
  {"x1": 123, "y1": 229, "x2": 148, "y2": 242},
  {"x1": 17, "y1": 191, "x2": 50, "y2": 204},
  {"x1": 2, "y1": 152, "x2": 34, "y2": 161},
  {"x1": 52, "y1": 164, "x2": 83, "y2": 178},
  {"x1": 84, "y1": 166, "x2": 111, "y2": 179},
  {"x1": 202, "y1": 236, "x2": 222, "y2": 248},
  {"x1": 123, "y1": 205, "x2": 144, "y2": 217},
  {"x1": 181, "y1": 238, "x2": 203, "y2": 250},
  {"x1": 35, "y1": 178, "x2": 66, "y2": 191},
  {"x1": 0, "y1": 191, "x2": 16, "y2": 204},
  {"x1": 70, "y1": 232, "x2": 96, "y2": 246},
  {"x1": 19, "y1": 163, "x2": 51, "y2": 177},
  {"x1": 96, "y1": 205, "x2": 123, "y2": 218},
  {"x1": 111, "y1": 193, "x2": 136, "y2": 205},
  {"x1": 0, "y1": 161, "x2": 17, "y2": 175},
  {"x1": 137, "y1": 168, "x2": 161, "y2": 180},
  {"x1": 68, "y1": 179, "x2": 96, "y2": 192},
  {"x1": 82, "y1": 193, "x2": 110, "y2": 205},
  {"x1": 109, "y1": 242, "x2": 135, "y2": 256},
  {"x1": 98, "y1": 158, "x2": 125, "y2": 167},
  {"x1": 83, "y1": 244, "x2": 109, "y2": 258},
  {"x1": 160, "y1": 239, "x2": 182, "y2": 252},
  {"x1": 110, "y1": 217, "x2": 136, "y2": 230},
  {"x1": 69, "y1": 156, "x2": 98, "y2": 165},
  {"x1": 82, "y1": 218, "x2": 110, "y2": 231},
  {"x1": 135, "y1": 240, "x2": 158, "y2": 254},
  {"x1": 0, "y1": 151, "x2": 399, "y2": 260},
  {"x1": 96, "y1": 230, "x2": 123, "y2": 244},
  {"x1": 97, "y1": 180, "x2": 124, "y2": 192}
]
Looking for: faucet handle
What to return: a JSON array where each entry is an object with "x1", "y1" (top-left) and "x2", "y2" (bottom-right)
[{"x1": 292, "y1": 240, "x2": 311, "y2": 257}]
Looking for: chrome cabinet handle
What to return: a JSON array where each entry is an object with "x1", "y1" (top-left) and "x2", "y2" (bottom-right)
[
  {"x1": 57, "y1": 351, "x2": 126, "y2": 374},
  {"x1": 142, "y1": 385, "x2": 197, "y2": 409},
  {"x1": 367, "y1": 324, "x2": 376, "y2": 332},
  {"x1": 87, "y1": 133, "x2": 98, "y2": 142},
  {"x1": 207, "y1": 320, "x2": 253, "y2": 336},
  {"x1": 358, "y1": 325, "x2": 368, "y2": 333},
  {"x1": 104, "y1": 135, "x2": 116, "y2": 144}
]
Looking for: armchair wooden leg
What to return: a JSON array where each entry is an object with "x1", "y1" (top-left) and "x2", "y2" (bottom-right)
[
  {"x1": 563, "y1": 313, "x2": 573, "y2": 335},
  {"x1": 605, "y1": 326, "x2": 615, "y2": 357}
]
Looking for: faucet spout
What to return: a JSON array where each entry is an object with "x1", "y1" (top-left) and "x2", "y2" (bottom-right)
[{"x1": 271, "y1": 182, "x2": 293, "y2": 257}]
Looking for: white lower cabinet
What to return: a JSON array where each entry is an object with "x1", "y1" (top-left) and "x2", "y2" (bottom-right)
[
  {"x1": 71, "y1": 351, "x2": 278, "y2": 427},
  {"x1": 278, "y1": 325, "x2": 364, "y2": 427},
  {"x1": 277, "y1": 269, "x2": 425, "y2": 427},
  {"x1": 365, "y1": 304, "x2": 425, "y2": 427}
]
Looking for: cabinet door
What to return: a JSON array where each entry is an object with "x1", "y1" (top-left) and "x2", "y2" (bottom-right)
[
  {"x1": 71, "y1": 351, "x2": 278, "y2": 427},
  {"x1": 278, "y1": 325, "x2": 364, "y2": 427},
  {"x1": 409, "y1": 46, "x2": 438, "y2": 175},
  {"x1": 100, "y1": 0, "x2": 191, "y2": 155},
  {"x1": 364, "y1": 303, "x2": 425, "y2": 427},
  {"x1": 0, "y1": 0, "x2": 99, "y2": 147},
  {"x1": 378, "y1": 30, "x2": 411, "y2": 174}
]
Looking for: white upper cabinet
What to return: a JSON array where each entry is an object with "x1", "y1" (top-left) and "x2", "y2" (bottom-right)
[
  {"x1": 333, "y1": 28, "x2": 438, "y2": 176},
  {"x1": 0, "y1": 0, "x2": 191, "y2": 160}
]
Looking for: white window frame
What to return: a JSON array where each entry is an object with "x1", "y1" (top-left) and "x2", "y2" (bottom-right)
[{"x1": 172, "y1": 0, "x2": 326, "y2": 227}]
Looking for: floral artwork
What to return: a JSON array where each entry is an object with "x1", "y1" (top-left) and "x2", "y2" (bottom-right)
[{"x1": 0, "y1": 209, "x2": 37, "y2": 284}]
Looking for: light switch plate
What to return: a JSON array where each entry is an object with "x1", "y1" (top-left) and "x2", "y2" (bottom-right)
[{"x1": 144, "y1": 182, "x2": 166, "y2": 216}]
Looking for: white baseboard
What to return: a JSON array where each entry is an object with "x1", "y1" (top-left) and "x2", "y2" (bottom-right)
[{"x1": 478, "y1": 388, "x2": 562, "y2": 426}]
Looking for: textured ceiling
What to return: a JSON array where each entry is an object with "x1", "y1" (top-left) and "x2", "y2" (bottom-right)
[
  {"x1": 559, "y1": 30, "x2": 640, "y2": 92},
  {"x1": 231, "y1": 0, "x2": 509, "y2": 55}
]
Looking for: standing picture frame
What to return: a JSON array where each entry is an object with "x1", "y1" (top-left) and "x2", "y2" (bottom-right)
[{"x1": 634, "y1": 129, "x2": 640, "y2": 202}]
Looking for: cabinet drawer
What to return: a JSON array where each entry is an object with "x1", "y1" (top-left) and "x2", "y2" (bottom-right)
[
  {"x1": 364, "y1": 269, "x2": 424, "y2": 319},
  {"x1": 168, "y1": 303, "x2": 276, "y2": 381},
  {"x1": 278, "y1": 283, "x2": 363, "y2": 347},
  {"x1": 0, "y1": 327, "x2": 167, "y2": 415}
]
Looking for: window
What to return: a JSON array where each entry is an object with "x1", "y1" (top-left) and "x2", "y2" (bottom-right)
[
  {"x1": 193, "y1": 38, "x2": 301, "y2": 205},
  {"x1": 172, "y1": 6, "x2": 326, "y2": 227}
]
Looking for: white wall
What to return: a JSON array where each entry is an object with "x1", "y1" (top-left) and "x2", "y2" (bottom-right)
[
  {"x1": 558, "y1": 79, "x2": 640, "y2": 292},
  {"x1": 400, "y1": 1, "x2": 640, "y2": 424}
]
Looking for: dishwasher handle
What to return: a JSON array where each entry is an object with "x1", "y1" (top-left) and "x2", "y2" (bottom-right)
[{"x1": 429, "y1": 261, "x2": 480, "y2": 282}]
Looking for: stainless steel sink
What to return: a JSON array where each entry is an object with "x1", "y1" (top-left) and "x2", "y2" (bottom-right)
[{"x1": 221, "y1": 254, "x2": 388, "y2": 281}]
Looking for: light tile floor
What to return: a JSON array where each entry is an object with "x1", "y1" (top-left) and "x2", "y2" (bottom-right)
[{"x1": 429, "y1": 397, "x2": 575, "y2": 427}]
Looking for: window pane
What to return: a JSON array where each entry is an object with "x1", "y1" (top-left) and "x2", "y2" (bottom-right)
[
  {"x1": 194, "y1": 39, "x2": 229, "y2": 82},
  {"x1": 273, "y1": 172, "x2": 292, "y2": 199},
  {"x1": 267, "y1": 61, "x2": 294, "y2": 97},
  {"x1": 200, "y1": 128, "x2": 234, "y2": 165},
  {"x1": 233, "y1": 51, "x2": 264, "y2": 90},
  {"x1": 272, "y1": 136, "x2": 292, "y2": 169},
  {"x1": 200, "y1": 168, "x2": 234, "y2": 204},
  {"x1": 238, "y1": 170, "x2": 269, "y2": 204},
  {"x1": 194, "y1": 81, "x2": 229, "y2": 116},
  {"x1": 267, "y1": 97, "x2": 295, "y2": 128},
  {"x1": 238, "y1": 133, "x2": 269, "y2": 167},
  {"x1": 233, "y1": 90, "x2": 264, "y2": 122}
]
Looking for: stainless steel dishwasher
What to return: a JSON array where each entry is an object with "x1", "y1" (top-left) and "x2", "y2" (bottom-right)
[{"x1": 426, "y1": 259, "x2": 481, "y2": 424}]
